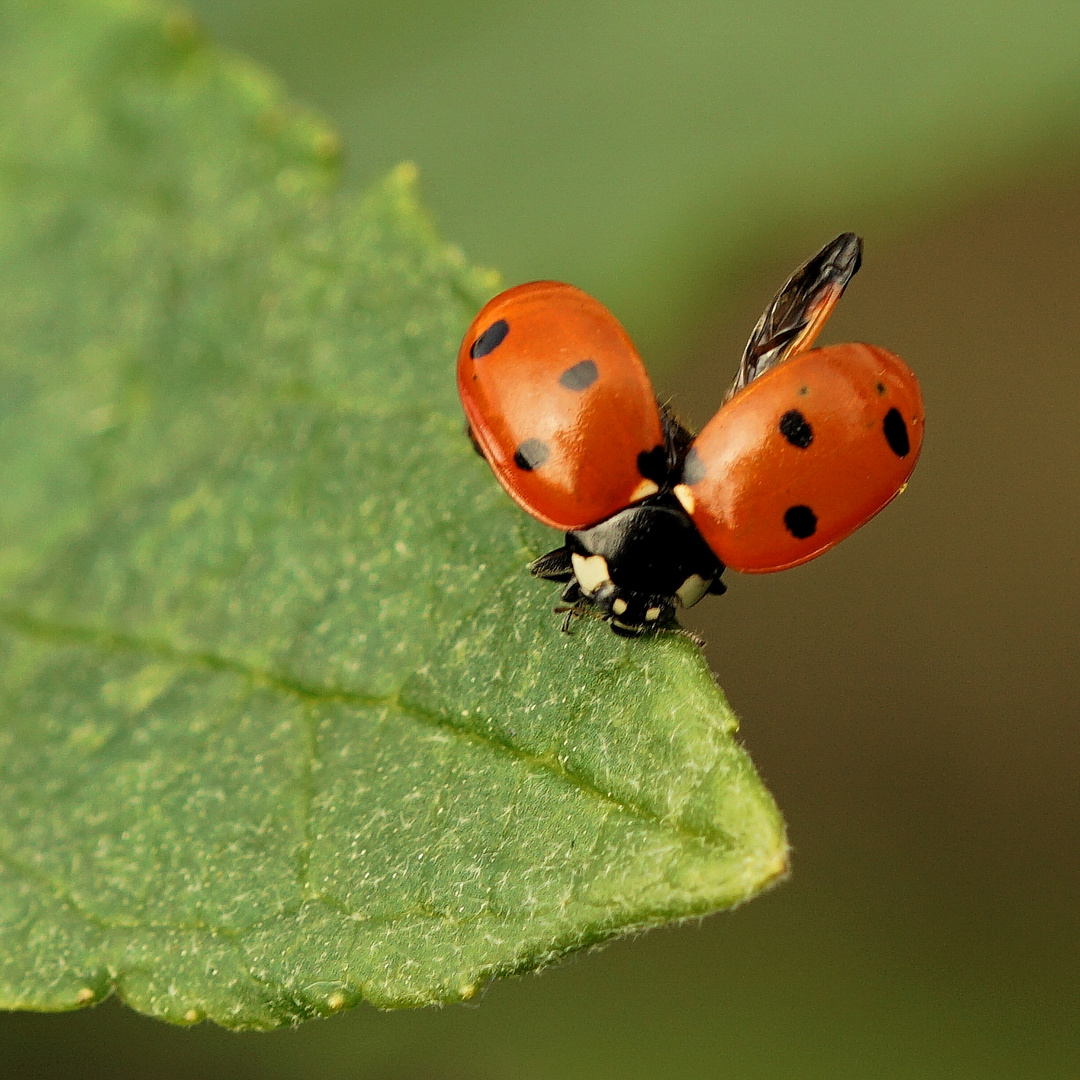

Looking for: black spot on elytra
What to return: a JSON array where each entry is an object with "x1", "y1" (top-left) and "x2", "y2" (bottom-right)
[
  {"x1": 514, "y1": 439, "x2": 549, "y2": 471},
  {"x1": 798, "y1": 385, "x2": 809, "y2": 396},
  {"x1": 876, "y1": 381, "x2": 886, "y2": 395},
  {"x1": 637, "y1": 444, "x2": 668, "y2": 485},
  {"x1": 883, "y1": 408, "x2": 910, "y2": 457},
  {"x1": 470, "y1": 319, "x2": 509, "y2": 358},
  {"x1": 559, "y1": 359, "x2": 598, "y2": 391},
  {"x1": 779, "y1": 409, "x2": 813, "y2": 448},
  {"x1": 681, "y1": 447, "x2": 706, "y2": 486},
  {"x1": 784, "y1": 505, "x2": 817, "y2": 539}
]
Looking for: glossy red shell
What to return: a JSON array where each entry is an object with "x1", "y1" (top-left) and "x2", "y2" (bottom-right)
[
  {"x1": 679, "y1": 343, "x2": 924, "y2": 572},
  {"x1": 458, "y1": 282, "x2": 664, "y2": 530}
]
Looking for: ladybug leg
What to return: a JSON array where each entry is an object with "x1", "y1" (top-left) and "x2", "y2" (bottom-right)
[
  {"x1": 553, "y1": 598, "x2": 610, "y2": 634},
  {"x1": 708, "y1": 576, "x2": 728, "y2": 596},
  {"x1": 529, "y1": 544, "x2": 574, "y2": 582},
  {"x1": 560, "y1": 580, "x2": 582, "y2": 603},
  {"x1": 553, "y1": 602, "x2": 585, "y2": 634}
]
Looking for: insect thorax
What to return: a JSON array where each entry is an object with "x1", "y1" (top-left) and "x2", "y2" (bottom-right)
[{"x1": 564, "y1": 495, "x2": 725, "y2": 634}]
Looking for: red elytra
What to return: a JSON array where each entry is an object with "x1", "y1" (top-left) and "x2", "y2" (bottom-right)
[
  {"x1": 457, "y1": 234, "x2": 925, "y2": 637},
  {"x1": 457, "y1": 282, "x2": 663, "y2": 531},
  {"x1": 677, "y1": 343, "x2": 924, "y2": 573}
]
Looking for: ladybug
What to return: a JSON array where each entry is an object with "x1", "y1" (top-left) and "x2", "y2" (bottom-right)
[{"x1": 457, "y1": 233, "x2": 924, "y2": 637}]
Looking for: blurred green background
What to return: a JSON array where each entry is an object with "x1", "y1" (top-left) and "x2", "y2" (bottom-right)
[{"x1": 4, "y1": 1, "x2": 1079, "y2": 1076}]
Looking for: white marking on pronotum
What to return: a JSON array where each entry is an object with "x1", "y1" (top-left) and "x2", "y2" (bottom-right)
[
  {"x1": 645, "y1": 606, "x2": 662, "y2": 621},
  {"x1": 611, "y1": 598, "x2": 628, "y2": 615},
  {"x1": 673, "y1": 483, "x2": 695, "y2": 514},
  {"x1": 571, "y1": 553, "x2": 612, "y2": 596},
  {"x1": 630, "y1": 478, "x2": 660, "y2": 501},
  {"x1": 676, "y1": 573, "x2": 711, "y2": 608}
]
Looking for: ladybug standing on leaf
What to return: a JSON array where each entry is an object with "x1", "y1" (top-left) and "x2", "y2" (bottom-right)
[{"x1": 458, "y1": 234, "x2": 924, "y2": 637}]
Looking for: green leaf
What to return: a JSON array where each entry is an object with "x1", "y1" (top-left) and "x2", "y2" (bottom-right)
[
  {"x1": 202, "y1": 0, "x2": 1080, "y2": 366},
  {"x1": 0, "y1": 0, "x2": 786, "y2": 1028}
]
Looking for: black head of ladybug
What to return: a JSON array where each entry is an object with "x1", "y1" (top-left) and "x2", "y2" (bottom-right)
[{"x1": 531, "y1": 494, "x2": 726, "y2": 637}]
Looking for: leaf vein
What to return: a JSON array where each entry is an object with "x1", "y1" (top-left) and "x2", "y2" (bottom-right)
[{"x1": 0, "y1": 607, "x2": 734, "y2": 851}]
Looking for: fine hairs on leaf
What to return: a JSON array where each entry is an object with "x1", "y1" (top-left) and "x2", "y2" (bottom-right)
[{"x1": 0, "y1": 0, "x2": 786, "y2": 1028}]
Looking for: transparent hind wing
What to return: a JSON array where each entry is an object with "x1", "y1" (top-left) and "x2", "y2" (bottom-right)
[{"x1": 726, "y1": 233, "x2": 863, "y2": 401}]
